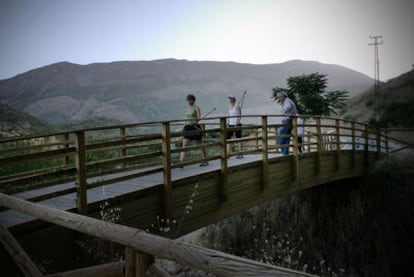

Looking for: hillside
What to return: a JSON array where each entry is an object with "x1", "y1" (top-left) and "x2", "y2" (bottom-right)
[
  {"x1": 0, "y1": 102, "x2": 51, "y2": 137},
  {"x1": 343, "y1": 68, "x2": 414, "y2": 126},
  {"x1": 0, "y1": 59, "x2": 373, "y2": 124}
]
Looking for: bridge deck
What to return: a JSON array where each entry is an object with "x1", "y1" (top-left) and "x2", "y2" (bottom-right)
[{"x1": 0, "y1": 154, "x2": 280, "y2": 228}]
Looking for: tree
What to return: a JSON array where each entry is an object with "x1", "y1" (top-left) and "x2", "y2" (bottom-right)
[{"x1": 272, "y1": 73, "x2": 349, "y2": 116}]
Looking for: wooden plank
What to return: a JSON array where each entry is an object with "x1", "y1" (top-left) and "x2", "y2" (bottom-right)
[
  {"x1": 75, "y1": 131, "x2": 87, "y2": 214},
  {"x1": 0, "y1": 222, "x2": 43, "y2": 277},
  {"x1": 0, "y1": 193, "x2": 315, "y2": 277},
  {"x1": 261, "y1": 116, "x2": 269, "y2": 189},
  {"x1": 161, "y1": 122, "x2": 172, "y2": 220}
]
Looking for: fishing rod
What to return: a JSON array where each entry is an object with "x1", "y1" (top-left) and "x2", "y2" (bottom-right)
[
  {"x1": 239, "y1": 91, "x2": 247, "y2": 109},
  {"x1": 202, "y1": 107, "x2": 217, "y2": 119}
]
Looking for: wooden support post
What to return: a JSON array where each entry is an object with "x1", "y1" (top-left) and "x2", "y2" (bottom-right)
[
  {"x1": 64, "y1": 133, "x2": 70, "y2": 167},
  {"x1": 316, "y1": 118, "x2": 322, "y2": 177},
  {"x1": 161, "y1": 122, "x2": 172, "y2": 220},
  {"x1": 351, "y1": 121, "x2": 356, "y2": 168},
  {"x1": 335, "y1": 119, "x2": 341, "y2": 170},
  {"x1": 291, "y1": 116, "x2": 299, "y2": 183},
  {"x1": 75, "y1": 131, "x2": 87, "y2": 215},
  {"x1": 136, "y1": 251, "x2": 154, "y2": 277},
  {"x1": 376, "y1": 128, "x2": 381, "y2": 160},
  {"x1": 125, "y1": 247, "x2": 136, "y2": 277},
  {"x1": 0, "y1": 223, "x2": 43, "y2": 277},
  {"x1": 261, "y1": 116, "x2": 269, "y2": 189},
  {"x1": 219, "y1": 118, "x2": 228, "y2": 203},
  {"x1": 120, "y1": 127, "x2": 127, "y2": 168}
]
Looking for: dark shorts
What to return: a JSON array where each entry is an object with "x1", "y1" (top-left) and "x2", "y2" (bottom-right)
[
  {"x1": 227, "y1": 124, "x2": 242, "y2": 139},
  {"x1": 183, "y1": 124, "x2": 202, "y2": 141}
]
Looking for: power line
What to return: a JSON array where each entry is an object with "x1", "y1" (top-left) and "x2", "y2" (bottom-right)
[{"x1": 368, "y1": 35, "x2": 383, "y2": 121}]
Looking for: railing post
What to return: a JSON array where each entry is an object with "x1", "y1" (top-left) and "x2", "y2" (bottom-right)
[
  {"x1": 161, "y1": 122, "x2": 172, "y2": 219},
  {"x1": 351, "y1": 121, "x2": 356, "y2": 168},
  {"x1": 75, "y1": 131, "x2": 87, "y2": 214},
  {"x1": 384, "y1": 130, "x2": 389, "y2": 155},
  {"x1": 316, "y1": 117, "x2": 322, "y2": 177},
  {"x1": 335, "y1": 119, "x2": 341, "y2": 170},
  {"x1": 64, "y1": 133, "x2": 70, "y2": 167},
  {"x1": 364, "y1": 124, "x2": 369, "y2": 171},
  {"x1": 261, "y1": 116, "x2": 269, "y2": 189},
  {"x1": 136, "y1": 251, "x2": 154, "y2": 277},
  {"x1": 125, "y1": 247, "x2": 136, "y2": 277},
  {"x1": 291, "y1": 116, "x2": 299, "y2": 183},
  {"x1": 125, "y1": 248, "x2": 154, "y2": 277},
  {"x1": 376, "y1": 128, "x2": 381, "y2": 160},
  {"x1": 219, "y1": 118, "x2": 228, "y2": 202},
  {"x1": 120, "y1": 127, "x2": 127, "y2": 168}
]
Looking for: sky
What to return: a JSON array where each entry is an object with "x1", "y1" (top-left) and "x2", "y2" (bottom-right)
[{"x1": 0, "y1": 0, "x2": 413, "y2": 81}]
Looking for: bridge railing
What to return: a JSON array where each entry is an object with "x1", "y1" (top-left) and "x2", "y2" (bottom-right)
[{"x1": 0, "y1": 115, "x2": 396, "y2": 215}]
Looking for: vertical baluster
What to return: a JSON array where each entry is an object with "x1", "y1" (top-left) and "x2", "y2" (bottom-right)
[
  {"x1": 75, "y1": 131, "x2": 87, "y2": 214},
  {"x1": 291, "y1": 116, "x2": 299, "y2": 183},
  {"x1": 335, "y1": 119, "x2": 341, "y2": 170},
  {"x1": 351, "y1": 121, "x2": 356, "y2": 168},
  {"x1": 219, "y1": 118, "x2": 228, "y2": 202},
  {"x1": 316, "y1": 117, "x2": 322, "y2": 177},
  {"x1": 161, "y1": 122, "x2": 172, "y2": 220},
  {"x1": 120, "y1": 127, "x2": 127, "y2": 168},
  {"x1": 261, "y1": 116, "x2": 269, "y2": 189}
]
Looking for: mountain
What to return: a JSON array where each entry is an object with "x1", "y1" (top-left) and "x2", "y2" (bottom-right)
[
  {"x1": 0, "y1": 59, "x2": 373, "y2": 124},
  {"x1": 342, "y1": 68, "x2": 414, "y2": 127},
  {"x1": 0, "y1": 102, "x2": 51, "y2": 137}
]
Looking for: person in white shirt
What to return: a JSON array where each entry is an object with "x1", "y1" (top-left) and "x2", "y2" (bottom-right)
[
  {"x1": 227, "y1": 95, "x2": 243, "y2": 159},
  {"x1": 277, "y1": 92, "x2": 298, "y2": 156}
]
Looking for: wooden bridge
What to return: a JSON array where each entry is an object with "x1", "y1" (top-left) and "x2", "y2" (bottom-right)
[{"x1": 0, "y1": 115, "x2": 403, "y2": 276}]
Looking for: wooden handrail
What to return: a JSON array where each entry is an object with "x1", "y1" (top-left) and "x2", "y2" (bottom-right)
[
  {"x1": 0, "y1": 115, "x2": 403, "y2": 210},
  {"x1": 0, "y1": 192, "x2": 315, "y2": 277}
]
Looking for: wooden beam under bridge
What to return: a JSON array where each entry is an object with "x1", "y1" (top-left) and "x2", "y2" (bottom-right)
[{"x1": 0, "y1": 192, "x2": 315, "y2": 277}]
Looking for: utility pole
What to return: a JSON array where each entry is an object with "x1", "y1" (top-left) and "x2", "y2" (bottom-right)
[{"x1": 368, "y1": 35, "x2": 383, "y2": 121}]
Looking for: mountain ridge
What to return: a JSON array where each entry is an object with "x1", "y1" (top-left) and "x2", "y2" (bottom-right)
[{"x1": 0, "y1": 59, "x2": 373, "y2": 124}]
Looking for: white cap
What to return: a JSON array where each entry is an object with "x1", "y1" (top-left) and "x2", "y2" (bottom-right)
[{"x1": 228, "y1": 95, "x2": 236, "y2": 99}]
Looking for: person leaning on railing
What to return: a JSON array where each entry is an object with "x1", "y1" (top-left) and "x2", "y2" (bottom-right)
[
  {"x1": 227, "y1": 95, "x2": 243, "y2": 159},
  {"x1": 276, "y1": 92, "x2": 298, "y2": 156},
  {"x1": 179, "y1": 94, "x2": 209, "y2": 167}
]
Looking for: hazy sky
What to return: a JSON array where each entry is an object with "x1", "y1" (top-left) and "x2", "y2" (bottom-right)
[{"x1": 1, "y1": 0, "x2": 413, "y2": 80}]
